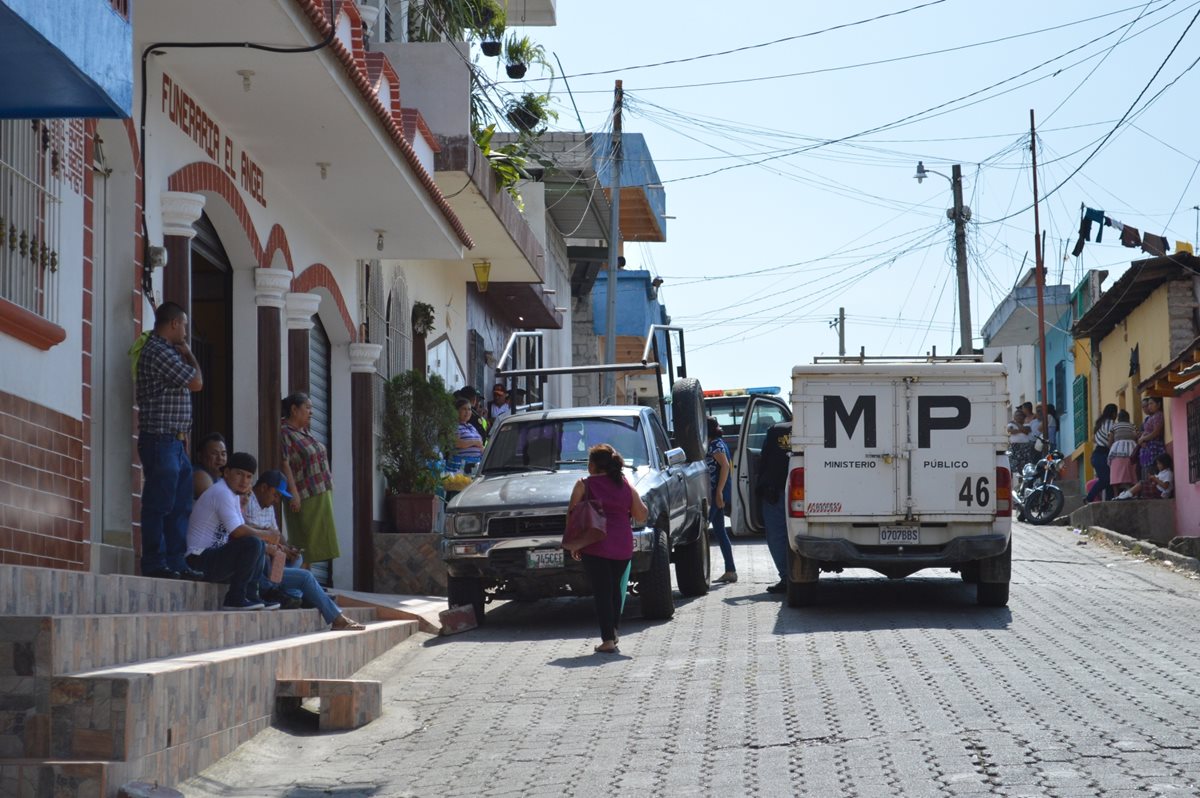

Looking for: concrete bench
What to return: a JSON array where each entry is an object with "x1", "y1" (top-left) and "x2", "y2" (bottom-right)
[{"x1": 275, "y1": 678, "x2": 382, "y2": 731}]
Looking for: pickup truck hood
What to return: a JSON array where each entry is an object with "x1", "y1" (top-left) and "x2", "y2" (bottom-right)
[{"x1": 449, "y1": 467, "x2": 652, "y2": 513}]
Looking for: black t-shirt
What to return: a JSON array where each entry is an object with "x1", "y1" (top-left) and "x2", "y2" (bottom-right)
[{"x1": 756, "y1": 421, "x2": 792, "y2": 503}]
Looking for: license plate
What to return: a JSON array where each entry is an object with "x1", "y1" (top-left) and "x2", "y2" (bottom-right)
[
  {"x1": 526, "y1": 549, "x2": 564, "y2": 569},
  {"x1": 880, "y1": 526, "x2": 920, "y2": 544}
]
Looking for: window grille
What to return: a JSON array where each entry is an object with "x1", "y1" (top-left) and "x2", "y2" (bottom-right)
[
  {"x1": 1188, "y1": 396, "x2": 1200, "y2": 484},
  {"x1": 1072, "y1": 375, "x2": 1088, "y2": 448},
  {"x1": 0, "y1": 119, "x2": 67, "y2": 322}
]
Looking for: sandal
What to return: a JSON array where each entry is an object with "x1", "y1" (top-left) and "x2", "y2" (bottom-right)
[
  {"x1": 332, "y1": 615, "x2": 366, "y2": 631},
  {"x1": 594, "y1": 641, "x2": 619, "y2": 654}
]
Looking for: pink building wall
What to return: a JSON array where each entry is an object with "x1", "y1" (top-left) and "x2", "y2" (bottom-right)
[{"x1": 1171, "y1": 386, "x2": 1200, "y2": 538}]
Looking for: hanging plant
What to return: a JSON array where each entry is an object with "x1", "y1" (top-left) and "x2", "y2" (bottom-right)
[
  {"x1": 412, "y1": 300, "x2": 436, "y2": 336},
  {"x1": 503, "y1": 33, "x2": 549, "y2": 80},
  {"x1": 505, "y1": 93, "x2": 557, "y2": 134}
]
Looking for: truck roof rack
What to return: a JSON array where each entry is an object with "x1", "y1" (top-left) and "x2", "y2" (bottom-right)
[{"x1": 812, "y1": 354, "x2": 983, "y2": 364}]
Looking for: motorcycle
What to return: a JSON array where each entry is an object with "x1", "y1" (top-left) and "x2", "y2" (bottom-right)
[{"x1": 1010, "y1": 435, "x2": 1065, "y2": 524}]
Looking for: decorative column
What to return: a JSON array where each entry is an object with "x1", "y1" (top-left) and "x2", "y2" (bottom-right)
[
  {"x1": 159, "y1": 191, "x2": 206, "y2": 317},
  {"x1": 349, "y1": 341, "x2": 383, "y2": 591},
  {"x1": 285, "y1": 291, "x2": 322, "y2": 395},
  {"x1": 255, "y1": 268, "x2": 291, "y2": 471}
]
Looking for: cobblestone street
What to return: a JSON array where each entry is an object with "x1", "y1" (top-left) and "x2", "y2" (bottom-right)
[{"x1": 181, "y1": 522, "x2": 1200, "y2": 797}]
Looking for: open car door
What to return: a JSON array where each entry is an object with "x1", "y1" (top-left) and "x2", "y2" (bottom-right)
[{"x1": 731, "y1": 394, "x2": 791, "y2": 535}]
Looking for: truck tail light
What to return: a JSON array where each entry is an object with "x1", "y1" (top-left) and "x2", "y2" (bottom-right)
[
  {"x1": 788, "y1": 467, "x2": 805, "y2": 517},
  {"x1": 995, "y1": 466, "x2": 1011, "y2": 517}
]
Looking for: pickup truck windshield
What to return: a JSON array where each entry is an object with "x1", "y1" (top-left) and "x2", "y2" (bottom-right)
[{"x1": 483, "y1": 417, "x2": 648, "y2": 473}]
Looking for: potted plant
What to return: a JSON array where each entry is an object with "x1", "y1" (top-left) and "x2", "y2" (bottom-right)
[
  {"x1": 505, "y1": 93, "x2": 557, "y2": 134},
  {"x1": 380, "y1": 370, "x2": 458, "y2": 533},
  {"x1": 411, "y1": 300, "x2": 436, "y2": 336},
  {"x1": 476, "y1": 1, "x2": 505, "y2": 57},
  {"x1": 503, "y1": 33, "x2": 549, "y2": 80}
]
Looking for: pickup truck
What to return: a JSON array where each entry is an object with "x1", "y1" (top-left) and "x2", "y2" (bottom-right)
[
  {"x1": 441, "y1": 382, "x2": 712, "y2": 623},
  {"x1": 732, "y1": 361, "x2": 1013, "y2": 607}
]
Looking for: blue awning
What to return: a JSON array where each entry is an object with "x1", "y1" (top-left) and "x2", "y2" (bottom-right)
[{"x1": 0, "y1": 0, "x2": 132, "y2": 118}]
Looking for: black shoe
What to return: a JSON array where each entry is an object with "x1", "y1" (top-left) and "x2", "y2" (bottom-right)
[
  {"x1": 144, "y1": 567, "x2": 180, "y2": 580},
  {"x1": 279, "y1": 596, "x2": 303, "y2": 610},
  {"x1": 766, "y1": 581, "x2": 787, "y2": 594},
  {"x1": 177, "y1": 567, "x2": 204, "y2": 580}
]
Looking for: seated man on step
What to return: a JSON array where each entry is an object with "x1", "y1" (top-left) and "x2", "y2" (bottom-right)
[
  {"x1": 245, "y1": 469, "x2": 364, "y2": 630},
  {"x1": 185, "y1": 451, "x2": 277, "y2": 611}
]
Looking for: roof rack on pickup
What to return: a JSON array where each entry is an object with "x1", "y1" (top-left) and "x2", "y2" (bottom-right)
[{"x1": 812, "y1": 354, "x2": 984, "y2": 364}]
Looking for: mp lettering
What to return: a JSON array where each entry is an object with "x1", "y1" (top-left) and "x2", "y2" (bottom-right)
[
  {"x1": 823, "y1": 395, "x2": 877, "y2": 448},
  {"x1": 916, "y1": 396, "x2": 971, "y2": 448}
]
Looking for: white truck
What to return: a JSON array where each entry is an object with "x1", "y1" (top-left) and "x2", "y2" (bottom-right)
[{"x1": 736, "y1": 360, "x2": 1013, "y2": 607}]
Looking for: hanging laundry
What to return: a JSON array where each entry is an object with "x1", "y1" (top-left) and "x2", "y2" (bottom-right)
[
  {"x1": 1120, "y1": 225, "x2": 1141, "y2": 248},
  {"x1": 1141, "y1": 233, "x2": 1168, "y2": 257},
  {"x1": 1177, "y1": 241, "x2": 1194, "y2": 255},
  {"x1": 1084, "y1": 207, "x2": 1106, "y2": 242},
  {"x1": 1104, "y1": 216, "x2": 1123, "y2": 235}
]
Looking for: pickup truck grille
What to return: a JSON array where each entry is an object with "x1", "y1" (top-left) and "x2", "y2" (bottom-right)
[
  {"x1": 487, "y1": 514, "x2": 568, "y2": 537},
  {"x1": 482, "y1": 513, "x2": 566, "y2": 537}
]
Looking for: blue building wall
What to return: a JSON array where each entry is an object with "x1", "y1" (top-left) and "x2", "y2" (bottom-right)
[
  {"x1": 591, "y1": 133, "x2": 667, "y2": 239},
  {"x1": 0, "y1": 0, "x2": 132, "y2": 117},
  {"x1": 1036, "y1": 305, "x2": 1076, "y2": 452},
  {"x1": 592, "y1": 269, "x2": 667, "y2": 337}
]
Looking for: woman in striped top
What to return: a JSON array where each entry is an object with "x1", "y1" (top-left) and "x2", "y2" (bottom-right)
[{"x1": 1085, "y1": 403, "x2": 1118, "y2": 502}]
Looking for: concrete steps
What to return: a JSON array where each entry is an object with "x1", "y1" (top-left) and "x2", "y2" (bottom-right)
[{"x1": 0, "y1": 565, "x2": 420, "y2": 797}]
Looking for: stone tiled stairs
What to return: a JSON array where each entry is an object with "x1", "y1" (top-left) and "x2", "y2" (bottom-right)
[{"x1": 0, "y1": 564, "x2": 419, "y2": 797}]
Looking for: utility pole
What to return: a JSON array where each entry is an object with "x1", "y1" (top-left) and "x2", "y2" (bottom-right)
[
  {"x1": 1030, "y1": 109, "x2": 1049, "y2": 436},
  {"x1": 950, "y1": 164, "x2": 972, "y2": 356},
  {"x1": 602, "y1": 80, "x2": 623, "y2": 404},
  {"x1": 831, "y1": 307, "x2": 845, "y2": 356}
]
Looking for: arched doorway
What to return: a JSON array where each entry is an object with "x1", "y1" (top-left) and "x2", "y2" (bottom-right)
[{"x1": 190, "y1": 212, "x2": 233, "y2": 449}]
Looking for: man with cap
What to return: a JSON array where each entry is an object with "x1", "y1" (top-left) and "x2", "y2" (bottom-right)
[
  {"x1": 489, "y1": 383, "x2": 512, "y2": 425},
  {"x1": 185, "y1": 451, "x2": 275, "y2": 610},
  {"x1": 245, "y1": 469, "x2": 366, "y2": 630}
]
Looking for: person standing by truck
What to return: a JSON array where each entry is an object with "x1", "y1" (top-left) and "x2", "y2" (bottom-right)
[
  {"x1": 567, "y1": 444, "x2": 648, "y2": 654},
  {"x1": 706, "y1": 417, "x2": 737, "y2": 584},
  {"x1": 757, "y1": 421, "x2": 791, "y2": 594}
]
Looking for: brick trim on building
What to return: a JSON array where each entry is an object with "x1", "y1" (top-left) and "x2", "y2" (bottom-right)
[{"x1": 292, "y1": 264, "x2": 357, "y2": 342}]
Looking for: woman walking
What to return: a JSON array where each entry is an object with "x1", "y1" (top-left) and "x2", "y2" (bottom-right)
[
  {"x1": 567, "y1": 444, "x2": 648, "y2": 654},
  {"x1": 1085, "y1": 403, "x2": 1118, "y2": 502},
  {"x1": 279, "y1": 392, "x2": 341, "y2": 575},
  {"x1": 706, "y1": 417, "x2": 737, "y2": 584}
]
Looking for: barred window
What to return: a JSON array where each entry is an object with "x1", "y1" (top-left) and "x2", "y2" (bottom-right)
[
  {"x1": 1188, "y1": 396, "x2": 1200, "y2": 484},
  {"x1": 0, "y1": 119, "x2": 69, "y2": 323}
]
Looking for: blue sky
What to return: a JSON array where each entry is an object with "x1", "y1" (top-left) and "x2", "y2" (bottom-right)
[{"x1": 489, "y1": 0, "x2": 1200, "y2": 389}]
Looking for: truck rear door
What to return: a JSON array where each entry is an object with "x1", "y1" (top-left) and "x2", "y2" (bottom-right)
[
  {"x1": 795, "y1": 376, "x2": 900, "y2": 518},
  {"x1": 904, "y1": 376, "x2": 1006, "y2": 520}
]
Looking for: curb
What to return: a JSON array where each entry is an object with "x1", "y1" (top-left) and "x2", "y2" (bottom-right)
[{"x1": 1083, "y1": 525, "x2": 1200, "y2": 574}]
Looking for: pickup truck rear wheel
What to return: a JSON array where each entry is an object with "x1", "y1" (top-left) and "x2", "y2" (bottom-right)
[
  {"x1": 638, "y1": 525, "x2": 675, "y2": 620},
  {"x1": 674, "y1": 516, "x2": 711, "y2": 597},
  {"x1": 672, "y1": 377, "x2": 707, "y2": 462},
  {"x1": 447, "y1": 576, "x2": 486, "y2": 624},
  {"x1": 976, "y1": 542, "x2": 1012, "y2": 607},
  {"x1": 786, "y1": 547, "x2": 819, "y2": 608}
]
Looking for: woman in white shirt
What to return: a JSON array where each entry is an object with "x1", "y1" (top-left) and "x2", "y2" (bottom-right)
[{"x1": 1007, "y1": 409, "x2": 1033, "y2": 476}]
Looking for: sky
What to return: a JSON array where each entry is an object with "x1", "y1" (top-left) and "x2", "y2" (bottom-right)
[{"x1": 483, "y1": 0, "x2": 1200, "y2": 390}]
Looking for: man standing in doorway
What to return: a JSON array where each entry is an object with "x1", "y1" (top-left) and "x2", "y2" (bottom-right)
[
  {"x1": 136, "y1": 301, "x2": 204, "y2": 579},
  {"x1": 489, "y1": 383, "x2": 512, "y2": 426}
]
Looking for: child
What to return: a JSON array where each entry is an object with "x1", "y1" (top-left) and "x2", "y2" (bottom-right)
[
  {"x1": 1116, "y1": 453, "x2": 1174, "y2": 500},
  {"x1": 1108, "y1": 410, "x2": 1138, "y2": 497}
]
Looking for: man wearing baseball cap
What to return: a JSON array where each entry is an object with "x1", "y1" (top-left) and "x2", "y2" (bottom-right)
[
  {"x1": 245, "y1": 469, "x2": 365, "y2": 630},
  {"x1": 489, "y1": 383, "x2": 511, "y2": 425},
  {"x1": 185, "y1": 451, "x2": 274, "y2": 610}
]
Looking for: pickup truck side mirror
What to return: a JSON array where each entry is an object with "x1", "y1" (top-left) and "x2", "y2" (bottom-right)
[{"x1": 665, "y1": 447, "x2": 687, "y2": 467}]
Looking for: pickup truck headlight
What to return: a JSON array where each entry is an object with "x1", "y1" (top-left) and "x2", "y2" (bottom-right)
[{"x1": 448, "y1": 513, "x2": 483, "y2": 536}]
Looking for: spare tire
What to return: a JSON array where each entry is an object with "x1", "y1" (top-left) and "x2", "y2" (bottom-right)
[{"x1": 672, "y1": 377, "x2": 707, "y2": 462}]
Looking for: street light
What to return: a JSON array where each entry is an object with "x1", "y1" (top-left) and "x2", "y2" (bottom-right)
[{"x1": 915, "y1": 161, "x2": 974, "y2": 356}]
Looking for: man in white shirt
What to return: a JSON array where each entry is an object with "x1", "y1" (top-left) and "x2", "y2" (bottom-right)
[
  {"x1": 185, "y1": 451, "x2": 274, "y2": 610},
  {"x1": 489, "y1": 383, "x2": 512, "y2": 425}
]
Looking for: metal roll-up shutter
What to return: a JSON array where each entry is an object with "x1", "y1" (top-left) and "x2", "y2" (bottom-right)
[{"x1": 307, "y1": 314, "x2": 333, "y2": 585}]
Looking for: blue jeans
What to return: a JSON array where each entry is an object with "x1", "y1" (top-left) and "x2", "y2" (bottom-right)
[
  {"x1": 279, "y1": 566, "x2": 342, "y2": 624},
  {"x1": 760, "y1": 494, "x2": 788, "y2": 582},
  {"x1": 710, "y1": 481, "x2": 735, "y2": 573},
  {"x1": 189, "y1": 536, "x2": 265, "y2": 604},
  {"x1": 1086, "y1": 446, "x2": 1111, "y2": 502},
  {"x1": 138, "y1": 433, "x2": 193, "y2": 573}
]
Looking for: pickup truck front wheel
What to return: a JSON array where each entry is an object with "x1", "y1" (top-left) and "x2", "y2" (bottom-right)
[
  {"x1": 638, "y1": 525, "x2": 675, "y2": 620},
  {"x1": 786, "y1": 546, "x2": 819, "y2": 608},
  {"x1": 447, "y1": 576, "x2": 486, "y2": 624},
  {"x1": 674, "y1": 516, "x2": 710, "y2": 597}
]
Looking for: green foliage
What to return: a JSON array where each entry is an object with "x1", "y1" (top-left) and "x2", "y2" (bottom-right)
[
  {"x1": 380, "y1": 371, "x2": 458, "y2": 495},
  {"x1": 407, "y1": 0, "x2": 505, "y2": 43},
  {"x1": 503, "y1": 33, "x2": 550, "y2": 72},
  {"x1": 505, "y1": 93, "x2": 558, "y2": 134},
  {"x1": 411, "y1": 301, "x2": 436, "y2": 336},
  {"x1": 475, "y1": 124, "x2": 530, "y2": 208}
]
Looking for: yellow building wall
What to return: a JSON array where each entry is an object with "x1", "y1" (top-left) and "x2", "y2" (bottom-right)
[{"x1": 1094, "y1": 283, "x2": 1173, "y2": 443}]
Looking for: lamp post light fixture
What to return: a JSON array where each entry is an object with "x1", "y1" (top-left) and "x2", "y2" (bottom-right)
[
  {"x1": 914, "y1": 161, "x2": 973, "y2": 356},
  {"x1": 473, "y1": 260, "x2": 491, "y2": 293}
]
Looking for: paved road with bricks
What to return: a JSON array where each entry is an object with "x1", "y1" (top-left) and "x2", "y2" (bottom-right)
[{"x1": 181, "y1": 522, "x2": 1200, "y2": 797}]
